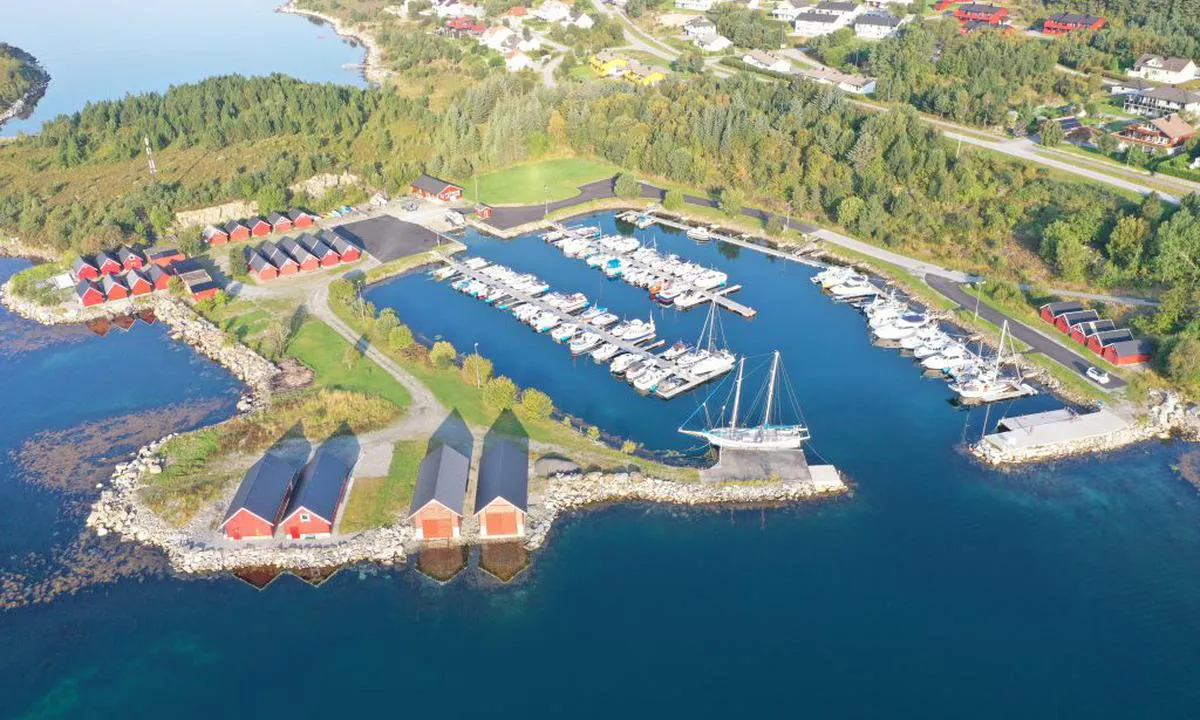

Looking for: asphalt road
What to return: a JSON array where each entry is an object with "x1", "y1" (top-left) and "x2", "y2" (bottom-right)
[{"x1": 926, "y1": 274, "x2": 1125, "y2": 390}]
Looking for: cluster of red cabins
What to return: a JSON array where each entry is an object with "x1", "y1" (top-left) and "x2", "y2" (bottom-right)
[
  {"x1": 72, "y1": 246, "x2": 197, "y2": 307},
  {"x1": 935, "y1": 0, "x2": 1104, "y2": 36},
  {"x1": 201, "y1": 208, "x2": 321, "y2": 246},
  {"x1": 243, "y1": 229, "x2": 363, "y2": 282},
  {"x1": 1039, "y1": 301, "x2": 1152, "y2": 366}
]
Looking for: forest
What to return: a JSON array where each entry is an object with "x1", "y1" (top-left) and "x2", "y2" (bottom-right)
[
  {"x1": 706, "y1": 5, "x2": 788, "y2": 51},
  {"x1": 0, "y1": 43, "x2": 49, "y2": 113},
  {"x1": 864, "y1": 20, "x2": 1092, "y2": 128},
  {"x1": 1036, "y1": 0, "x2": 1200, "y2": 71}
]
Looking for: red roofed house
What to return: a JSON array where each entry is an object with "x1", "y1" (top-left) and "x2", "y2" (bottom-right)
[
  {"x1": 411, "y1": 173, "x2": 464, "y2": 202},
  {"x1": 123, "y1": 269, "x2": 153, "y2": 296},
  {"x1": 247, "y1": 217, "x2": 272, "y2": 238},
  {"x1": 267, "y1": 211, "x2": 293, "y2": 234},
  {"x1": 953, "y1": 3, "x2": 1008, "y2": 25},
  {"x1": 1102, "y1": 339, "x2": 1152, "y2": 365},
  {"x1": 1038, "y1": 300, "x2": 1084, "y2": 324},
  {"x1": 934, "y1": 0, "x2": 965, "y2": 8},
  {"x1": 94, "y1": 252, "x2": 123, "y2": 277},
  {"x1": 202, "y1": 225, "x2": 229, "y2": 246},
  {"x1": 1042, "y1": 13, "x2": 1105, "y2": 35},
  {"x1": 101, "y1": 274, "x2": 129, "y2": 300},
  {"x1": 75, "y1": 280, "x2": 105, "y2": 307},
  {"x1": 145, "y1": 246, "x2": 186, "y2": 268},
  {"x1": 446, "y1": 16, "x2": 487, "y2": 33},
  {"x1": 224, "y1": 220, "x2": 251, "y2": 243}
]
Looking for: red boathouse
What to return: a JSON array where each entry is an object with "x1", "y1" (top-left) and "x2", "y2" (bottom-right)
[
  {"x1": 278, "y1": 236, "x2": 319, "y2": 273},
  {"x1": 202, "y1": 225, "x2": 229, "y2": 246},
  {"x1": 1102, "y1": 339, "x2": 1152, "y2": 365},
  {"x1": 474, "y1": 437, "x2": 529, "y2": 540},
  {"x1": 72, "y1": 257, "x2": 100, "y2": 281},
  {"x1": 1087, "y1": 328, "x2": 1134, "y2": 354},
  {"x1": 75, "y1": 280, "x2": 105, "y2": 307},
  {"x1": 246, "y1": 250, "x2": 279, "y2": 281},
  {"x1": 267, "y1": 211, "x2": 293, "y2": 234},
  {"x1": 101, "y1": 274, "x2": 129, "y2": 300},
  {"x1": 288, "y1": 208, "x2": 318, "y2": 229},
  {"x1": 95, "y1": 252, "x2": 123, "y2": 277},
  {"x1": 1054, "y1": 309, "x2": 1098, "y2": 333},
  {"x1": 1069, "y1": 319, "x2": 1115, "y2": 345},
  {"x1": 409, "y1": 444, "x2": 469, "y2": 541},
  {"x1": 260, "y1": 241, "x2": 300, "y2": 275},
  {"x1": 220, "y1": 438, "x2": 310, "y2": 540},
  {"x1": 247, "y1": 217, "x2": 272, "y2": 238},
  {"x1": 1039, "y1": 300, "x2": 1084, "y2": 324},
  {"x1": 298, "y1": 233, "x2": 341, "y2": 267},
  {"x1": 224, "y1": 220, "x2": 251, "y2": 243},
  {"x1": 123, "y1": 269, "x2": 153, "y2": 296},
  {"x1": 278, "y1": 435, "x2": 357, "y2": 539},
  {"x1": 411, "y1": 174, "x2": 464, "y2": 202}
]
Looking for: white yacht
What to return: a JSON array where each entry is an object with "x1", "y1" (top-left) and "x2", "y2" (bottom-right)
[
  {"x1": 534, "y1": 311, "x2": 560, "y2": 333},
  {"x1": 591, "y1": 312, "x2": 619, "y2": 328},
  {"x1": 610, "y1": 353, "x2": 641, "y2": 374},
  {"x1": 569, "y1": 332, "x2": 602, "y2": 355},
  {"x1": 873, "y1": 312, "x2": 929, "y2": 341},
  {"x1": 592, "y1": 343, "x2": 620, "y2": 362},
  {"x1": 830, "y1": 276, "x2": 879, "y2": 298},
  {"x1": 921, "y1": 344, "x2": 971, "y2": 371},
  {"x1": 686, "y1": 226, "x2": 711, "y2": 241},
  {"x1": 551, "y1": 323, "x2": 578, "y2": 343},
  {"x1": 634, "y1": 367, "x2": 669, "y2": 392}
]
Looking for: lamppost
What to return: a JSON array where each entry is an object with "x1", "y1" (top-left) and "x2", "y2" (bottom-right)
[
  {"x1": 473, "y1": 342, "x2": 481, "y2": 387},
  {"x1": 544, "y1": 185, "x2": 550, "y2": 218}
]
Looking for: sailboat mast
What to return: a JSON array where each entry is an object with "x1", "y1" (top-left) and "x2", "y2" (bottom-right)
[
  {"x1": 763, "y1": 351, "x2": 779, "y2": 429},
  {"x1": 730, "y1": 357, "x2": 744, "y2": 430},
  {"x1": 996, "y1": 320, "x2": 1008, "y2": 373}
]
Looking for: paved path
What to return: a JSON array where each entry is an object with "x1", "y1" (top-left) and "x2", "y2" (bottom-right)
[{"x1": 926, "y1": 274, "x2": 1125, "y2": 390}]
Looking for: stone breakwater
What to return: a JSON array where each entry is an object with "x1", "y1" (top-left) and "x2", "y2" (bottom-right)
[
  {"x1": 277, "y1": 1, "x2": 389, "y2": 84},
  {"x1": 86, "y1": 437, "x2": 413, "y2": 573},
  {"x1": 523, "y1": 470, "x2": 849, "y2": 551},
  {"x1": 971, "y1": 391, "x2": 1199, "y2": 466}
]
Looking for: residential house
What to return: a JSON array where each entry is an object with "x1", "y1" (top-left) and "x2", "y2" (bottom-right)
[
  {"x1": 742, "y1": 50, "x2": 792, "y2": 73},
  {"x1": 854, "y1": 12, "x2": 903, "y2": 39},
  {"x1": 505, "y1": 49, "x2": 535, "y2": 72},
  {"x1": 793, "y1": 11, "x2": 845, "y2": 36},
  {"x1": 480, "y1": 25, "x2": 515, "y2": 50},
  {"x1": 446, "y1": 16, "x2": 487, "y2": 36},
  {"x1": 1129, "y1": 55, "x2": 1198, "y2": 85},
  {"x1": 534, "y1": 0, "x2": 571, "y2": 22},
  {"x1": 1123, "y1": 86, "x2": 1200, "y2": 118},
  {"x1": 1115, "y1": 114, "x2": 1196, "y2": 153},
  {"x1": 411, "y1": 174, "x2": 464, "y2": 202},
  {"x1": 624, "y1": 61, "x2": 668, "y2": 86},
  {"x1": 953, "y1": 4, "x2": 1008, "y2": 25},
  {"x1": 474, "y1": 438, "x2": 529, "y2": 540},
  {"x1": 569, "y1": 10, "x2": 594, "y2": 29},
  {"x1": 802, "y1": 67, "x2": 877, "y2": 94},
  {"x1": 505, "y1": 5, "x2": 528, "y2": 27},
  {"x1": 694, "y1": 32, "x2": 733, "y2": 52},
  {"x1": 1042, "y1": 12, "x2": 1105, "y2": 35},
  {"x1": 809, "y1": 1, "x2": 863, "y2": 18},
  {"x1": 682, "y1": 16, "x2": 717, "y2": 38},
  {"x1": 409, "y1": 444, "x2": 470, "y2": 541},
  {"x1": 590, "y1": 50, "x2": 630, "y2": 76},
  {"x1": 772, "y1": 0, "x2": 807, "y2": 21},
  {"x1": 1109, "y1": 77, "x2": 1155, "y2": 96}
]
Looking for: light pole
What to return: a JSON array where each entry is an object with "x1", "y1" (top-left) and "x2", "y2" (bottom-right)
[
  {"x1": 544, "y1": 185, "x2": 549, "y2": 218},
  {"x1": 784, "y1": 201, "x2": 792, "y2": 233},
  {"x1": 473, "y1": 342, "x2": 481, "y2": 387}
]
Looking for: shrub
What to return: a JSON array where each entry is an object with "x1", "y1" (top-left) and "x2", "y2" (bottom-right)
[
  {"x1": 483, "y1": 375, "x2": 518, "y2": 411},
  {"x1": 430, "y1": 340, "x2": 457, "y2": 368},
  {"x1": 329, "y1": 277, "x2": 357, "y2": 307},
  {"x1": 663, "y1": 188, "x2": 684, "y2": 211},
  {"x1": 515, "y1": 388, "x2": 553, "y2": 421},
  {"x1": 375, "y1": 308, "x2": 400, "y2": 338},
  {"x1": 615, "y1": 172, "x2": 641, "y2": 200},
  {"x1": 620, "y1": 440, "x2": 637, "y2": 454},
  {"x1": 229, "y1": 247, "x2": 249, "y2": 277},
  {"x1": 586, "y1": 425, "x2": 601, "y2": 441},
  {"x1": 461, "y1": 353, "x2": 494, "y2": 388},
  {"x1": 342, "y1": 345, "x2": 362, "y2": 370},
  {"x1": 388, "y1": 324, "x2": 414, "y2": 351}
]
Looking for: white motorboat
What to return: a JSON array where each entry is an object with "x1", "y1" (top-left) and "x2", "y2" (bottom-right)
[
  {"x1": 464, "y1": 257, "x2": 490, "y2": 270},
  {"x1": 686, "y1": 226, "x2": 711, "y2": 241},
  {"x1": 432, "y1": 265, "x2": 457, "y2": 280},
  {"x1": 622, "y1": 319, "x2": 655, "y2": 342},
  {"x1": 634, "y1": 367, "x2": 669, "y2": 392},
  {"x1": 901, "y1": 326, "x2": 944, "y2": 350},
  {"x1": 569, "y1": 332, "x2": 602, "y2": 355},
  {"x1": 610, "y1": 353, "x2": 640, "y2": 374},
  {"x1": 551, "y1": 323, "x2": 578, "y2": 343},
  {"x1": 592, "y1": 343, "x2": 620, "y2": 362},
  {"x1": 579, "y1": 305, "x2": 605, "y2": 322},
  {"x1": 693, "y1": 269, "x2": 728, "y2": 290},
  {"x1": 634, "y1": 216, "x2": 654, "y2": 229},
  {"x1": 624, "y1": 358, "x2": 654, "y2": 381},
  {"x1": 814, "y1": 266, "x2": 854, "y2": 288},
  {"x1": 514, "y1": 304, "x2": 541, "y2": 323},
  {"x1": 921, "y1": 344, "x2": 971, "y2": 371},
  {"x1": 689, "y1": 349, "x2": 737, "y2": 379},
  {"x1": 534, "y1": 311, "x2": 560, "y2": 333},
  {"x1": 830, "y1": 276, "x2": 879, "y2": 298},
  {"x1": 913, "y1": 337, "x2": 951, "y2": 360},
  {"x1": 873, "y1": 313, "x2": 928, "y2": 341},
  {"x1": 674, "y1": 291, "x2": 706, "y2": 309},
  {"x1": 660, "y1": 341, "x2": 690, "y2": 361},
  {"x1": 654, "y1": 375, "x2": 689, "y2": 398},
  {"x1": 591, "y1": 312, "x2": 619, "y2": 328}
]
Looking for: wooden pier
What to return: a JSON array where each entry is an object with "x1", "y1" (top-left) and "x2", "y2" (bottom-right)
[{"x1": 436, "y1": 255, "x2": 735, "y2": 400}]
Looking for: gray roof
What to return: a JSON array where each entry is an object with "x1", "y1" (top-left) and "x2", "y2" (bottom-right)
[
  {"x1": 287, "y1": 208, "x2": 316, "y2": 222},
  {"x1": 1041, "y1": 300, "x2": 1083, "y2": 314},
  {"x1": 412, "y1": 173, "x2": 460, "y2": 196},
  {"x1": 1076, "y1": 319, "x2": 1115, "y2": 335},
  {"x1": 72, "y1": 256, "x2": 97, "y2": 272},
  {"x1": 224, "y1": 219, "x2": 248, "y2": 233},
  {"x1": 1058, "y1": 309, "x2": 1098, "y2": 325},
  {"x1": 202, "y1": 225, "x2": 227, "y2": 239},
  {"x1": 475, "y1": 438, "x2": 529, "y2": 513},
  {"x1": 266, "y1": 211, "x2": 289, "y2": 225},
  {"x1": 1105, "y1": 339, "x2": 1152, "y2": 357},
  {"x1": 1115, "y1": 78, "x2": 1155, "y2": 91},
  {"x1": 684, "y1": 16, "x2": 715, "y2": 27},
  {"x1": 278, "y1": 236, "x2": 315, "y2": 265},
  {"x1": 326, "y1": 230, "x2": 359, "y2": 255},
  {"x1": 794, "y1": 11, "x2": 840, "y2": 23},
  {"x1": 1134, "y1": 54, "x2": 1194, "y2": 73},
  {"x1": 1143, "y1": 87, "x2": 1200, "y2": 105},
  {"x1": 222, "y1": 438, "x2": 311, "y2": 529},
  {"x1": 260, "y1": 241, "x2": 297, "y2": 268},
  {"x1": 94, "y1": 251, "x2": 120, "y2": 269},
  {"x1": 284, "y1": 435, "x2": 358, "y2": 524},
  {"x1": 145, "y1": 264, "x2": 168, "y2": 284},
  {"x1": 246, "y1": 216, "x2": 270, "y2": 228},
  {"x1": 1093, "y1": 328, "x2": 1134, "y2": 345},
  {"x1": 75, "y1": 279, "x2": 101, "y2": 297},
  {"x1": 1048, "y1": 12, "x2": 1102, "y2": 25},
  {"x1": 116, "y1": 246, "x2": 142, "y2": 264},
  {"x1": 100, "y1": 274, "x2": 126, "y2": 293},
  {"x1": 410, "y1": 444, "x2": 469, "y2": 517},
  {"x1": 856, "y1": 12, "x2": 900, "y2": 26},
  {"x1": 246, "y1": 250, "x2": 274, "y2": 274},
  {"x1": 297, "y1": 233, "x2": 338, "y2": 259},
  {"x1": 814, "y1": 1, "x2": 859, "y2": 11}
]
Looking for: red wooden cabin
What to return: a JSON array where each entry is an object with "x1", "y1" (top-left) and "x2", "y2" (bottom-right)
[
  {"x1": 72, "y1": 257, "x2": 100, "y2": 281},
  {"x1": 1087, "y1": 329, "x2": 1134, "y2": 354},
  {"x1": 267, "y1": 211, "x2": 293, "y2": 234},
  {"x1": 298, "y1": 234, "x2": 341, "y2": 267},
  {"x1": 202, "y1": 225, "x2": 229, "y2": 246},
  {"x1": 953, "y1": 3, "x2": 1008, "y2": 24},
  {"x1": 224, "y1": 220, "x2": 251, "y2": 243},
  {"x1": 411, "y1": 174, "x2": 464, "y2": 202},
  {"x1": 94, "y1": 252, "x2": 123, "y2": 276},
  {"x1": 409, "y1": 444, "x2": 469, "y2": 541},
  {"x1": 1054, "y1": 309, "x2": 1098, "y2": 333},
  {"x1": 288, "y1": 208, "x2": 318, "y2": 229},
  {"x1": 101, "y1": 274, "x2": 129, "y2": 300},
  {"x1": 1102, "y1": 339, "x2": 1152, "y2": 365},
  {"x1": 247, "y1": 217, "x2": 272, "y2": 238},
  {"x1": 123, "y1": 269, "x2": 153, "y2": 296},
  {"x1": 278, "y1": 436, "x2": 356, "y2": 539},
  {"x1": 75, "y1": 280, "x2": 105, "y2": 307},
  {"x1": 246, "y1": 251, "x2": 279, "y2": 281}
]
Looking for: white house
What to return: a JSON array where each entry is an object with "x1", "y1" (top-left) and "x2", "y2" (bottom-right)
[
  {"x1": 809, "y1": 0, "x2": 864, "y2": 18},
  {"x1": 568, "y1": 10, "x2": 595, "y2": 28},
  {"x1": 1128, "y1": 54, "x2": 1199, "y2": 85},
  {"x1": 676, "y1": 0, "x2": 717, "y2": 11},
  {"x1": 803, "y1": 67, "x2": 876, "y2": 94},
  {"x1": 505, "y1": 50, "x2": 535, "y2": 72},
  {"x1": 772, "y1": 0, "x2": 807, "y2": 21},
  {"x1": 518, "y1": 34, "x2": 542, "y2": 52},
  {"x1": 683, "y1": 16, "x2": 718, "y2": 38},
  {"x1": 853, "y1": 12, "x2": 903, "y2": 39},
  {"x1": 480, "y1": 25, "x2": 516, "y2": 50},
  {"x1": 793, "y1": 11, "x2": 844, "y2": 36},
  {"x1": 742, "y1": 50, "x2": 792, "y2": 73},
  {"x1": 694, "y1": 32, "x2": 733, "y2": 52},
  {"x1": 433, "y1": 0, "x2": 485, "y2": 18},
  {"x1": 534, "y1": 0, "x2": 572, "y2": 22},
  {"x1": 1123, "y1": 86, "x2": 1200, "y2": 118}
]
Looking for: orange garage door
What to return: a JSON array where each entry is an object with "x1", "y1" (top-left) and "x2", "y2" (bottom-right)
[
  {"x1": 422, "y1": 518, "x2": 453, "y2": 539},
  {"x1": 486, "y1": 510, "x2": 518, "y2": 536}
]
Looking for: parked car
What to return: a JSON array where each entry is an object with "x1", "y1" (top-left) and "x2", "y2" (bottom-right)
[{"x1": 1085, "y1": 366, "x2": 1110, "y2": 385}]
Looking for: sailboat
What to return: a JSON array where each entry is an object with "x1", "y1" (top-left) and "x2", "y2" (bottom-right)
[
  {"x1": 949, "y1": 320, "x2": 1033, "y2": 402},
  {"x1": 679, "y1": 351, "x2": 811, "y2": 450}
]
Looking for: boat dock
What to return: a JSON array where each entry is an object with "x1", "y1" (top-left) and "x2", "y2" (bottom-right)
[
  {"x1": 973, "y1": 407, "x2": 1134, "y2": 464},
  {"x1": 620, "y1": 211, "x2": 826, "y2": 267},
  {"x1": 435, "y1": 254, "x2": 734, "y2": 400},
  {"x1": 550, "y1": 221, "x2": 759, "y2": 319}
]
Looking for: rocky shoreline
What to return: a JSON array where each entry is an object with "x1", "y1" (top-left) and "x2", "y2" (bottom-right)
[
  {"x1": 523, "y1": 470, "x2": 849, "y2": 551},
  {"x1": 0, "y1": 236, "x2": 59, "y2": 261},
  {"x1": 278, "y1": 1, "x2": 390, "y2": 85},
  {"x1": 0, "y1": 45, "x2": 51, "y2": 132}
]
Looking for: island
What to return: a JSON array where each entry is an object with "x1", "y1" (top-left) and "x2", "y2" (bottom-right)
[{"x1": 0, "y1": 43, "x2": 50, "y2": 131}]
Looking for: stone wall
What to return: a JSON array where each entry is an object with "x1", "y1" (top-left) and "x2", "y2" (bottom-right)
[
  {"x1": 289, "y1": 172, "x2": 362, "y2": 199},
  {"x1": 174, "y1": 200, "x2": 258, "y2": 230}
]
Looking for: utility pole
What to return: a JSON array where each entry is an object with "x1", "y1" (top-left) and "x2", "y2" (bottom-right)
[
  {"x1": 143, "y1": 136, "x2": 157, "y2": 177},
  {"x1": 544, "y1": 185, "x2": 550, "y2": 218}
]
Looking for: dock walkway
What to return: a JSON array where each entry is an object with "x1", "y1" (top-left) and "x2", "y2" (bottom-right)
[{"x1": 437, "y1": 254, "x2": 733, "y2": 400}]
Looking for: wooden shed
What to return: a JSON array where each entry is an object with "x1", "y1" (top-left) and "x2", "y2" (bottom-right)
[
  {"x1": 220, "y1": 439, "x2": 310, "y2": 540},
  {"x1": 1069, "y1": 319, "x2": 1115, "y2": 345},
  {"x1": 1039, "y1": 300, "x2": 1084, "y2": 324},
  {"x1": 267, "y1": 211, "x2": 293, "y2": 234},
  {"x1": 76, "y1": 280, "x2": 105, "y2": 307},
  {"x1": 72, "y1": 257, "x2": 100, "y2": 281},
  {"x1": 1087, "y1": 328, "x2": 1135, "y2": 354},
  {"x1": 202, "y1": 225, "x2": 230, "y2": 246},
  {"x1": 474, "y1": 437, "x2": 529, "y2": 539},
  {"x1": 298, "y1": 233, "x2": 341, "y2": 267},
  {"x1": 224, "y1": 220, "x2": 251, "y2": 243},
  {"x1": 94, "y1": 251, "x2": 123, "y2": 277},
  {"x1": 123, "y1": 269, "x2": 153, "y2": 296},
  {"x1": 279, "y1": 435, "x2": 357, "y2": 539},
  {"x1": 116, "y1": 246, "x2": 144, "y2": 271},
  {"x1": 324, "y1": 230, "x2": 363, "y2": 263},
  {"x1": 101, "y1": 274, "x2": 128, "y2": 300},
  {"x1": 247, "y1": 217, "x2": 272, "y2": 238},
  {"x1": 288, "y1": 208, "x2": 318, "y2": 229},
  {"x1": 1103, "y1": 339, "x2": 1153, "y2": 365},
  {"x1": 260, "y1": 241, "x2": 300, "y2": 275},
  {"x1": 278, "y1": 236, "x2": 319, "y2": 273},
  {"x1": 1054, "y1": 309, "x2": 1099, "y2": 333},
  {"x1": 409, "y1": 444, "x2": 469, "y2": 541},
  {"x1": 246, "y1": 250, "x2": 279, "y2": 281}
]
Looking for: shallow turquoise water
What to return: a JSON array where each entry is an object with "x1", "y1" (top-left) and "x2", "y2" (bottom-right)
[{"x1": 3, "y1": 221, "x2": 1200, "y2": 717}]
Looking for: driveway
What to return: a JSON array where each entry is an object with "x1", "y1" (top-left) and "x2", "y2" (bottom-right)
[{"x1": 926, "y1": 274, "x2": 1125, "y2": 390}]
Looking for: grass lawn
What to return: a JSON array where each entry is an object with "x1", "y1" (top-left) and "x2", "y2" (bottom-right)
[
  {"x1": 340, "y1": 439, "x2": 424, "y2": 533},
  {"x1": 461, "y1": 157, "x2": 618, "y2": 205},
  {"x1": 287, "y1": 318, "x2": 412, "y2": 409}
]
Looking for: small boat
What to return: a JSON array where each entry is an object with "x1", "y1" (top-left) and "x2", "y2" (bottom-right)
[
  {"x1": 830, "y1": 276, "x2": 879, "y2": 298},
  {"x1": 592, "y1": 343, "x2": 620, "y2": 362},
  {"x1": 464, "y1": 257, "x2": 490, "y2": 270},
  {"x1": 900, "y1": 326, "x2": 943, "y2": 350},
  {"x1": 534, "y1": 311, "x2": 560, "y2": 333},
  {"x1": 689, "y1": 349, "x2": 737, "y2": 379},
  {"x1": 913, "y1": 337, "x2": 951, "y2": 360},
  {"x1": 560, "y1": 292, "x2": 589, "y2": 313},
  {"x1": 551, "y1": 323, "x2": 578, "y2": 342},
  {"x1": 674, "y1": 291, "x2": 705, "y2": 309},
  {"x1": 655, "y1": 375, "x2": 688, "y2": 397},
  {"x1": 603, "y1": 258, "x2": 625, "y2": 278},
  {"x1": 624, "y1": 358, "x2": 654, "y2": 381},
  {"x1": 590, "y1": 312, "x2": 619, "y2": 328},
  {"x1": 634, "y1": 367, "x2": 669, "y2": 392},
  {"x1": 921, "y1": 344, "x2": 971, "y2": 371},
  {"x1": 693, "y1": 270, "x2": 727, "y2": 290},
  {"x1": 654, "y1": 284, "x2": 682, "y2": 305},
  {"x1": 569, "y1": 332, "x2": 602, "y2": 355},
  {"x1": 579, "y1": 305, "x2": 605, "y2": 322},
  {"x1": 432, "y1": 265, "x2": 457, "y2": 280},
  {"x1": 634, "y1": 215, "x2": 654, "y2": 229},
  {"x1": 610, "y1": 353, "x2": 640, "y2": 374},
  {"x1": 686, "y1": 226, "x2": 711, "y2": 241},
  {"x1": 660, "y1": 341, "x2": 690, "y2": 361},
  {"x1": 622, "y1": 319, "x2": 656, "y2": 343},
  {"x1": 874, "y1": 313, "x2": 929, "y2": 341}
]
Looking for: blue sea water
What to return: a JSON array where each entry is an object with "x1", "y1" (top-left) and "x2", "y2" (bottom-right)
[
  {"x1": 3, "y1": 222, "x2": 1200, "y2": 717},
  {"x1": 1, "y1": 0, "x2": 368, "y2": 136}
]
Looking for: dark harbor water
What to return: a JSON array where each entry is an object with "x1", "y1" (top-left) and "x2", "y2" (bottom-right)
[
  {"x1": 2, "y1": 0, "x2": 367, "y2": 136},
  {"x1": 3, "y1": 223, "x2": 1200, "y2": 717}
]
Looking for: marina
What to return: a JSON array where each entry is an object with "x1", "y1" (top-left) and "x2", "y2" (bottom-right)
[
  {"x1": 544, "y1": 222, "x2": 759, "y2": 319},
  {"x1": 434, "y1": 254, "x2": 737, "y2": 399}
]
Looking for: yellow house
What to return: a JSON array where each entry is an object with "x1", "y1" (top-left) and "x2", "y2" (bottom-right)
[
  {"x1": 590, "y1": 50, "x2": 629, "y2": 77},
  {"x1": 624, "y1": 62, "x2": 667, "y2": 87}
]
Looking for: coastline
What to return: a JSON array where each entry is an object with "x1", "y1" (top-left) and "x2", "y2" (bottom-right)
[
  {"x1": 276, "y1": 1, "x2": 390, "y2": 85},
  {"x1": 0, "y1": 45, "x2": 51, "y2": 133}
]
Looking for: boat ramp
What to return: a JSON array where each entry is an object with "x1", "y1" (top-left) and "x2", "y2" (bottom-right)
[{"x1": 433, "y1": 254, "x2": 736, "y2": 400}]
